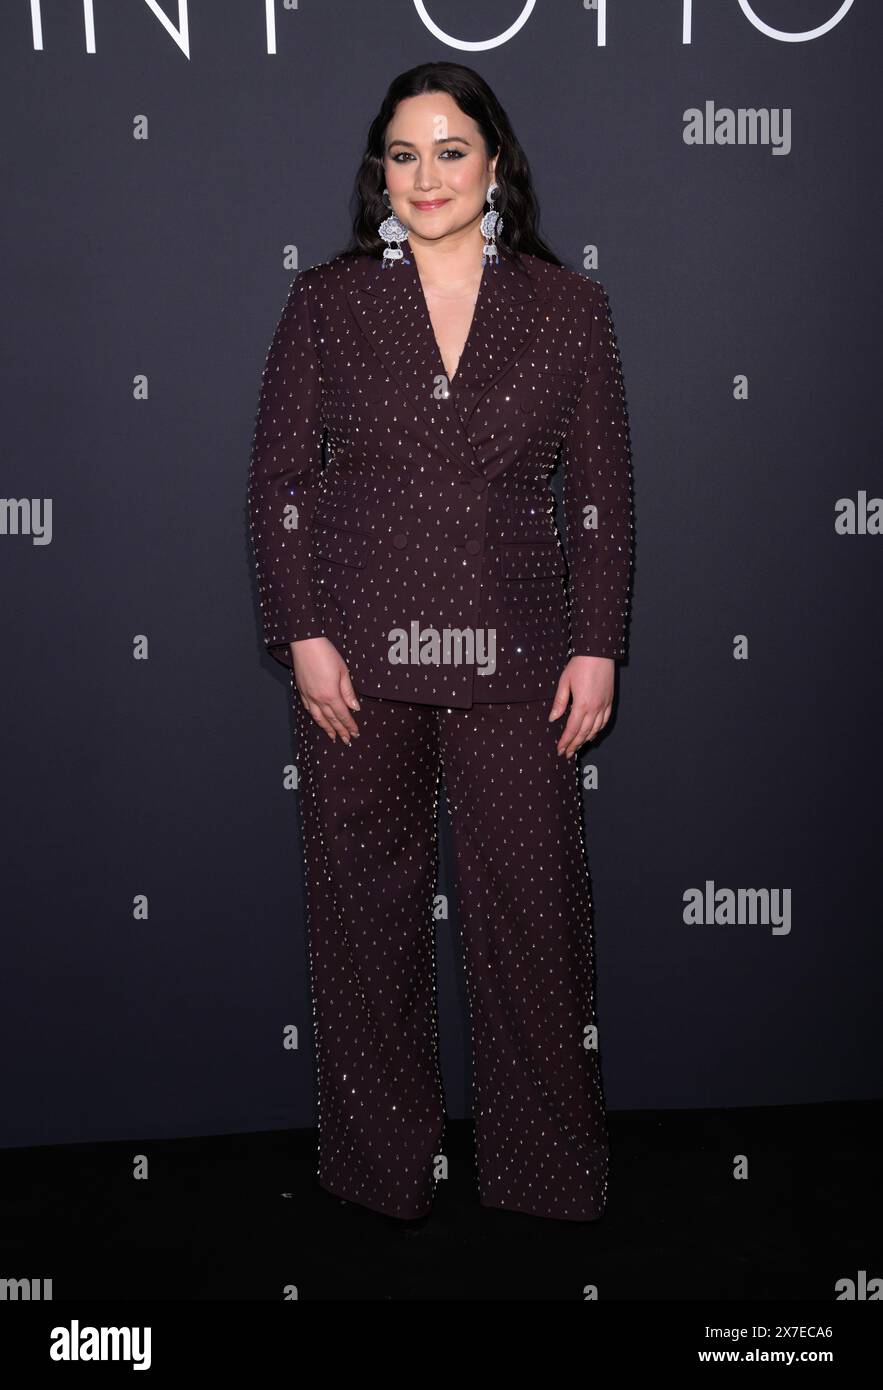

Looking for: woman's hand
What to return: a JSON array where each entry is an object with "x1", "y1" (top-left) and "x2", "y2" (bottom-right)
[
  {"x1": 548, "y1": 656, "x2": 615, "y2": 758},
  {"x1": 290, "y1": 638, "x2": 361, "y2": 744}
]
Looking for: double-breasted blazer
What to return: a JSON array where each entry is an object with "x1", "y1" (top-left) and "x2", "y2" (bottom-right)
[{"x1": 247, "y1": 244, "x2": 634, "y2": 708}]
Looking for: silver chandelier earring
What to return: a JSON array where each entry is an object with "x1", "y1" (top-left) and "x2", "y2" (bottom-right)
[
  {"x1": 378, "y1": 189, "x2": 410, "y2": 267},
  {"x1": 480, "y1": 182, "x2": 503, "y2": 265}
]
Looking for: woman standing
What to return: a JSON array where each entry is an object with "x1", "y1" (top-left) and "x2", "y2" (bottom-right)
[{"x1": 248, "y1": 62, "x2": 634, "y2": 1226}]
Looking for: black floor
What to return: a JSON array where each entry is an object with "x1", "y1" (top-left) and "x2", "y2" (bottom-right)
[{"x1": 1, "y1": 1101, "x2": 880, "y2": 1301}]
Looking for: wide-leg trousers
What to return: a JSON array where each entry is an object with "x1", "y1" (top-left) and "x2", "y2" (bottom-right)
[{"x1": 292, "y1": 687, "x2": 610, "y2": 1222}]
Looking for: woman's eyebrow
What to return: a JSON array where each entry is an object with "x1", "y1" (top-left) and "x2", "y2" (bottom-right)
[{"x1": 387, "y1": 135, "x2": 473, "y2": 149}]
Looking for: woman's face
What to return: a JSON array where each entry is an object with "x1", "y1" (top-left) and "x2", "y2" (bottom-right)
[{"x1": 383, "y1": 91, "x2": 496, "y2": 246}]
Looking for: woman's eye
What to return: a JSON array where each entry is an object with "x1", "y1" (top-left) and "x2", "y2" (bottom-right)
[{"x1": 389, "y1": 149, "x2": 465, "y2": 162}]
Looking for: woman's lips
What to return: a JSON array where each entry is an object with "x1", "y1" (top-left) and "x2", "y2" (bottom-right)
[{"x1": 411, "y1": 199, "x2": 450, "y2": 210}]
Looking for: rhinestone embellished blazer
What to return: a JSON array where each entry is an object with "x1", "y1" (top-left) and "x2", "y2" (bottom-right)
[{"x1": 247, "y1": 244, "x2": 634, "y2": 708}]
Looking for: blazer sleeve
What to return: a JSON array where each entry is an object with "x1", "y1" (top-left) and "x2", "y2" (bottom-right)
[
  {"x1": 559, "y1": 280, "x2": 634, "y2": 660},
  {"x1": 247, "y1": 272, "x2": 326, "y2": 669}
]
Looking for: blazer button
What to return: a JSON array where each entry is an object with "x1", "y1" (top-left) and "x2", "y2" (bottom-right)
[
  {"x1": 470, "y1": 476, "x2": 487, "y2": 492},
  {"x1": 465, "y1": 538, "x2": 481, "y2": 555},
  {"x1": 392, "y1": 533, "x2": 408, "y2": 548}
]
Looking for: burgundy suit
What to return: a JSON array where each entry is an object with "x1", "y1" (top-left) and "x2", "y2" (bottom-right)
[
  {"x1": 248, "y1": 245, "x2": 634, "y2": 1221},
  {"x1": 247, "y1": 245, "x2": 633, "y2": 707}
]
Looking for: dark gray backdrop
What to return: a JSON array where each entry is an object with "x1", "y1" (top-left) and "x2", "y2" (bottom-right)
[{"x1": 2, "y1": 0, "x2": 880, "y2": 1149}]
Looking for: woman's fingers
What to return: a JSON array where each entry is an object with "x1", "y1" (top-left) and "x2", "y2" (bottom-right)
[
  {"x1": 319, "y1": 698, "x2": 360, "y2": 743},
  {"x1": 547, "y1": 672, "x2": 573, "y2": 723},
  {"x1": 557, "y1": 703, "x2": 611, "y2": 758},
  {"x1": 301, "y1": 690, "x2": 360, "y2": 743}
]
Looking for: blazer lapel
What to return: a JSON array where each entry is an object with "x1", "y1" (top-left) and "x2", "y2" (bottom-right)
[{"x1": 345, "y1": 244, "x2": 547, "y2": 477}]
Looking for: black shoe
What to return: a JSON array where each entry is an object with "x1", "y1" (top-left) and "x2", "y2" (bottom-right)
[
  {"x1": 382, "y1": 1211, "x2": 430, "y2": 1234},
  {"x1": 312, "y1": 1181, "x2": 430, "y2": 1232}
]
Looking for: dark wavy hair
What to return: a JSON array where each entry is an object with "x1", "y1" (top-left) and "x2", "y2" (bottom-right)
[{"x1": 333, "y1": 62, "x2": 563, "y2": 270}]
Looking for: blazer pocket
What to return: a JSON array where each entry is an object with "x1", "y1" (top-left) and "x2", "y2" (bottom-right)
[
  {"x1": 517, "y1": 364, "x2": 581, "y2": 412},
  {"x1": 311, "y1": 521, "x2": 370, "y2": 569},
  {"x1": 498, "y1": 541, "x2": 568, "y2": 579}
]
